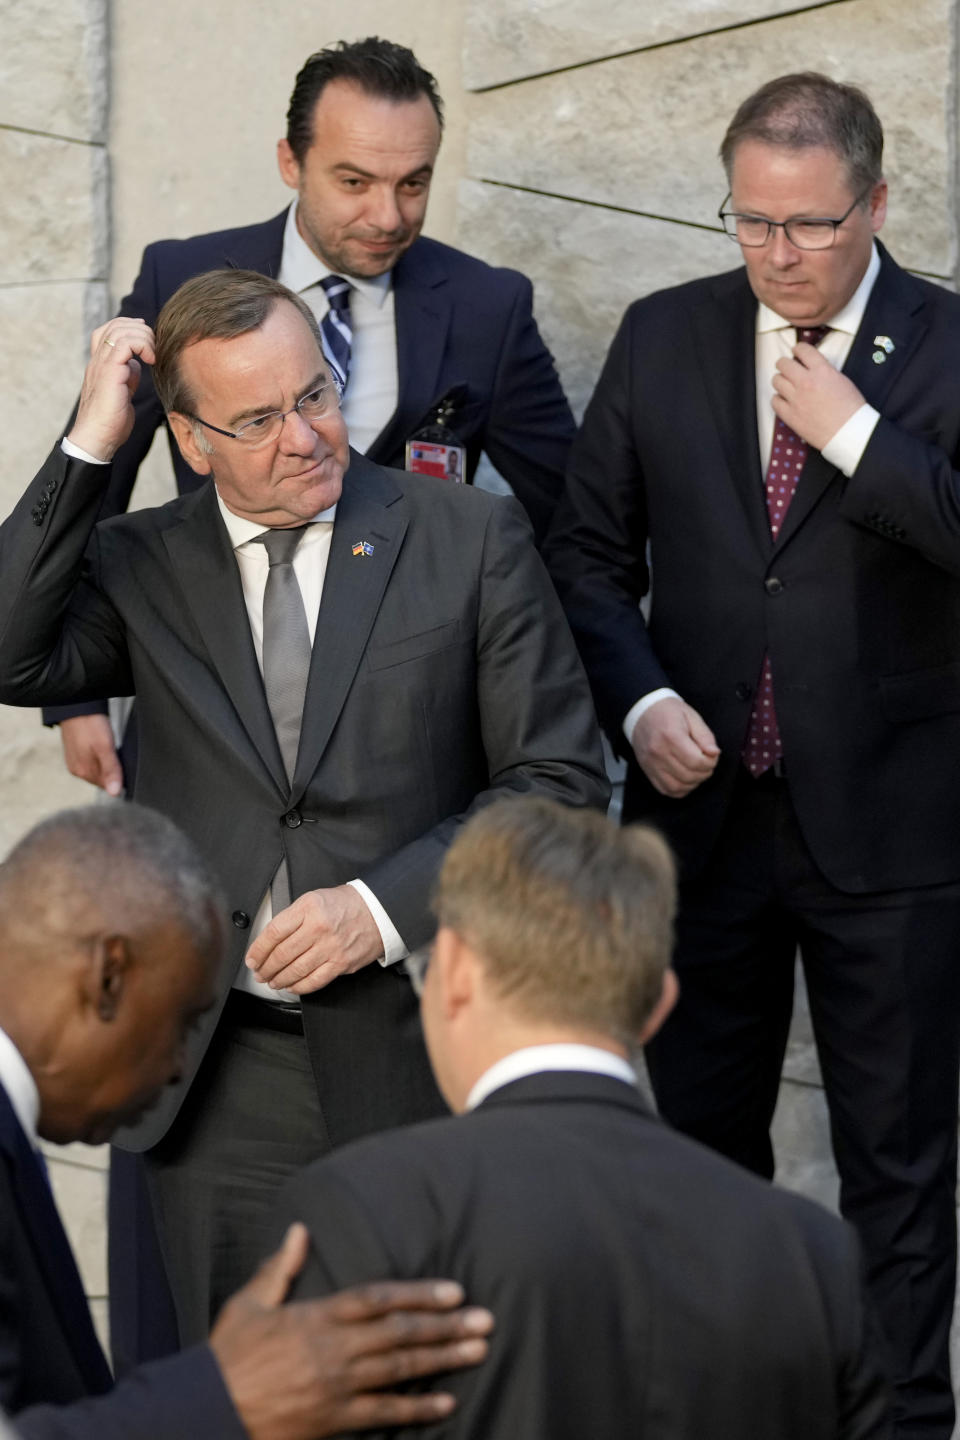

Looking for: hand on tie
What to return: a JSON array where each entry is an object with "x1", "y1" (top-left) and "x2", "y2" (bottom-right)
[
  {"x1": 772, "y1": 340, "x2": 866, "y2": 452},
  {"x1": 245, "y1": 883, "x2": 383, "y2": 994},
  {"x1": 631, "y1": 696, "x2": 720, "y2": 799}
]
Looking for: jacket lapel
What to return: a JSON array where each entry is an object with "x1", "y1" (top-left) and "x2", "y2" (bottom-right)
[
  {"x1": 291, "y1": 455, "x2": 407, "y2": 796},
  {"x1": 367, "y1": 242, "x2": 452, "y2": 465},
  {"x1": 220, "y1": 210, "x2": 288, "y2": 277},
  {"x1": 691, "y1": 270, "x2": 772, "y2": 561},
  {"x1": 775, "y1": 245, "x2": 928, "y2": 550},
  {"x1": 161, "y1": 486, "x2": 288, "y2": 797},
  {"x1": 0, "y1": 1090, "x2": 112, "y2": 1393}
]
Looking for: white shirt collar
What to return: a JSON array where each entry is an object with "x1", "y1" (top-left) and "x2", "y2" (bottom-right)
[
  {"x1": 465, "y1": 1043, "x2": 638, "y2": 1113},
  {"x1": 0, "y1": 1026, "x2": 40, "y2": 1146},
  {"x1": 214, "y1": 488, "x2": 337, "y2": 550},
  {"x1": 756, "y1": 240, "x2": 881, "y2": 337},
  {"x1": 281, "y1": 202, "x2": 392, "y2": 311}
]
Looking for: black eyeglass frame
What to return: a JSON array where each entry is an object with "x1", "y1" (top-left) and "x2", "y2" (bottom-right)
[
  {"x1": 187, "y1": 378, "x2": 343, "y2": 446},
  {"x1": 717, "y1": 184, "x2": 874, "y2": 249}
]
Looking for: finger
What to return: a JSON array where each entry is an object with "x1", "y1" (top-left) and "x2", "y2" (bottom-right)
[
  {"x1": 319, "y1": 1279, "x2": 467, "y2": 1323},
  {"x1": 348, "y1": 1335, "x2": 489, "y2": 1392},
  {"x1": 289, "y1": 966, "x2": 342, "y2": 995},
  {"x1": 245, "y1": 909, "x2": 306, "y2": 970},
  {"x1": 96, "y1": 745, "x2": 124, "y2": 798},
  {"x1": 683, "y1": 708, "x2": 720, "y2": 757},
  {"x1": 339, "y1": 1390, "x2": 458, "y2": 1428},
  {"x1": 242, "y1": 1223, "x2": 310, "y2": 1308}
]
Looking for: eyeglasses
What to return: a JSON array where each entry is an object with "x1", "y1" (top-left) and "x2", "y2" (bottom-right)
[
  {"x1": 188, "y1": 380, "x2": 342, "y2": 449},
  {"x1": 405, "y1": 945, "x2": 432, "y2": 997},
  {"x1": 717, "y1": 185, "x2": 872, "y2": 250}
]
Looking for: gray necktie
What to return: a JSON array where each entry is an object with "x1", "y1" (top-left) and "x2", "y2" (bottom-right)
[{"x1": 254, "y1": 526, "x2": 311, "y2": 912}]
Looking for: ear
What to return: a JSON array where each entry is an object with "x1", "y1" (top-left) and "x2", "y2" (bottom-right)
[
  {"x1": 277, "y1": 138, "x2": 301, "y2": 191},
  {"x1": 431, "y1": 925, "x2": 477, "y2": 1022},
  {"x1": 168, "y1": 413, "x2": 213, "y2": 477},
  {"x1": 638, "y1": 968, "x2": 679, "y2": 1047},
  {"x1": 868, "y1": 179, "x2": 888, "y2": 234},
  {"x1": 84, "y1": 934, "x2": 132, "y2": 1023}
]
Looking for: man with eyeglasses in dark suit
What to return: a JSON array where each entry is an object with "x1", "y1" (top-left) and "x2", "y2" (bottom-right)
[{"x1": 546, "y1": 72, "x2": 960, "y2": 1438}]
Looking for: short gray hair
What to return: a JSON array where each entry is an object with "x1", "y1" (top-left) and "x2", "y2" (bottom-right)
[{"x1": 0, "y1": 803, "x2": 224, "y2": 960}]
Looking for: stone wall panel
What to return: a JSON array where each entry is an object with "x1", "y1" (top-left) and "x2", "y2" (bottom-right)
[
  {"x1": 0, "y1": 132, "x2": 108, "y2": 284},
  {"x1": 0, "y1": 0, "x2": 108, "y2": 140},
  {"x1": 457, "y1": 179, "x2": 727, "y2": 418},
  {"x1": 467, "y1": 0, "x2": 954, "y2": 277},
  {"x1": 464, "y1": 0, "x2": 832, "y2": 89}
]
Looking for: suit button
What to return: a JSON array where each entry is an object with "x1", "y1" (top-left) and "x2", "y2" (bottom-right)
[
  {"x1": 232, "y1": 910, "x2": 250, "y2": 929},
  {"x1": 284, "y1": 809, "x2": 302, "y2": 828},
  {"x1": 764, "y1": 577, "x2": 784, "y2": 595},
  {"x1": 735, "y1": 682, "x2": 753, "y2": 701}
]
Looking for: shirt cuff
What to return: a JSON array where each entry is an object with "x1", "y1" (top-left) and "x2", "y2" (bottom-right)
[
  {"x1": 347, "y1": 878, "x2": 408, "y2": 967},
  {"x1": 820, "y1": 403, "x2": 881, "y2": 477},
  {"x1": 622, "y1": 688, "x2": 680, "y2": 745},
  {"x1": 61, "y1": 436, "x2": 109, "y2": 466}
]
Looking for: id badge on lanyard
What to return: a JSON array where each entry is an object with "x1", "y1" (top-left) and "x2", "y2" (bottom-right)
[{"x1": 405, "y1": 390, "x2": 467, "y2": 483}]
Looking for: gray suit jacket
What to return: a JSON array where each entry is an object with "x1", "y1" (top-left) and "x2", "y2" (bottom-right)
[{"x1": 0, "y1": 449, "x2": 607, "y2": 1150}]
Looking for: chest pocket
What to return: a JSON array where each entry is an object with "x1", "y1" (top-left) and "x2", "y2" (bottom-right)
[{"x1": 365, "y1": 620, "x2": 461, "y2": 672}]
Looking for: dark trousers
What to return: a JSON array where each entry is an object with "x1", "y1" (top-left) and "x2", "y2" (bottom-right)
[
  {"x1": 645, "y1": 768, "x2": 960, "y2": 1440},
  {"x1": 107, "y1": 1148, "x2": 179, "y2": 1372},
  {"x1": 142, "y1": 991, "x2": 329, "y2": 1346}
]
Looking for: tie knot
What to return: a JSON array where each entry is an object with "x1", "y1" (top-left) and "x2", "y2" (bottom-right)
[
  {"x1": 797, "y1": 324, "x2": 830, "y2": 347},
  {"x1": 255, "y1": 526, "x2": 308, "y2": 566},
  {"x1": 321, "y1": 275, "x2": 352, "y2": 317}
]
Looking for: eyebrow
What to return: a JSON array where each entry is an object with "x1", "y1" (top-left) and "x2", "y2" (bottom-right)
[
  {"x1": 226, "y1": 371, "x2": 327, "y2": 429},
  {"x1": 331, "y1": 161, "x2": 434, "y2": 183}
]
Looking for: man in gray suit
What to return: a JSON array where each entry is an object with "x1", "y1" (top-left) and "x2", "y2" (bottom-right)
[{"x1": 0, "y1": 269, "x2": 607, "y2": 1347}]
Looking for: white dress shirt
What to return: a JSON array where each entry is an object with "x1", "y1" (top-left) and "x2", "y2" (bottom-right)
[
  {"x1": 623, "y1": 243, "x2": 882, "y2": 742},
  {"x1": 278, "y1": 202, "x2": 398, "y2": 456},
  {"x1": 0, "y1": 1025, "x2": 39, "y2": 1146},
  {"x1": 465, "y1": 1043, "x2": 637, "y2": 1112},
  {"x1": 214, "y1": 493, "x2": 407, "y2": 1003}
]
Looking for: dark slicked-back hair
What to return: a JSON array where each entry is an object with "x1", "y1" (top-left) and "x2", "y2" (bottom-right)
[
  {"x1": 720, "y1": 72, "x2": 884, "y2": 194},
  {"x1": 153, "y1": 268, "x2": 325, "y2": 419},
  {"x1": 286, "y1": 37, "x2": 444, "y2": 163},
  {"x1": 0, "y1": 803, "x2": 224, "y2": 959},
  {"x1": 434, "y1": 797, "x2": 676, "y2": 1045}
]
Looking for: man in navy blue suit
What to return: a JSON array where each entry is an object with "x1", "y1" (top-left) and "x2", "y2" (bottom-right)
[{"x1": 0, "y1": 803, "x2": 491, "y2": 1437}]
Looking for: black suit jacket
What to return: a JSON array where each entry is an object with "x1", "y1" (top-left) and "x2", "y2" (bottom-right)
[
  {"x1": 545, "y1": 245, "x2": 960, "y2": 890},
  {"x1": 0, "y1": 453, "x2": 607, "y2": 1151},
  {"x1": 0, "y1": 1086, "x2": 242, "y2": 1437},
  {"x1": 280, "y1": 1071, "x2": 891, "y2": 1440}
]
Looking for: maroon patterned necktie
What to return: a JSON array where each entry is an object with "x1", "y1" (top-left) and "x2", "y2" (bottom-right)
[{"x1": 742, "y1": 325, "x2": 829, "y2": 778}]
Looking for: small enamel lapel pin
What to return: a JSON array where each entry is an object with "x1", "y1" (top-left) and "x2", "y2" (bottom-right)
[{"x1": 352, "y1": 540, "x2": 375, "y2": 557}]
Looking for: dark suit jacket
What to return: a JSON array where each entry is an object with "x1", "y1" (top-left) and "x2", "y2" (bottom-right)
[
  {"x1": 545, "y1": 244, "x2": 960, "y2": 890},
  {"x1": 0, "y1": 1086, "x2": 242, "y2": 1436},
  {"x1": 280, "y1": 1071, "x2": 892, "y2": 1440},
  {"x1": 0, "y1": 452, "x2": 607, "y2": 1152}
]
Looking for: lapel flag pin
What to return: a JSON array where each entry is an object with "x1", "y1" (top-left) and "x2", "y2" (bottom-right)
[{"x1": 352, "y1": 540, "x2": 375, "y2": 558}]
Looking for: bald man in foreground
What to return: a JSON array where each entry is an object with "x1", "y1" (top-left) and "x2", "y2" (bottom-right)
[
  {"x1": 0, "y1": 803, "x2": 490, "y2": 1439},
  {"x1": 282, "y1": 797, "x2": 891, "y2": 1439}
]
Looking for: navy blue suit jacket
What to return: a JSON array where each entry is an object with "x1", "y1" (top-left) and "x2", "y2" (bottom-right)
[{"x1": 0, "y1": 1086, "x2": 242, "y2": 1436}]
